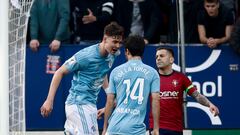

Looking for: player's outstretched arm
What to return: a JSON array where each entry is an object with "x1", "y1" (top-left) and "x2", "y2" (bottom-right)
[
  {"x1": 102, "y1": 75, "x2": 109, "y2": 91},
  {"x1": 40, "y1": 65, "x2": 69, "y2": 117},
  {"x1": 102, "y1": 93, "x2": 115, "y2": 135},
  {"x1": 151, "y1": 92, "x2": 160, "y2": 135},
  {"x1": 191, "y1": 91, "x2": 219, "y2": 116},
  {"x1": 97, "y1": 75, "x2": 109, "y2": 119}
]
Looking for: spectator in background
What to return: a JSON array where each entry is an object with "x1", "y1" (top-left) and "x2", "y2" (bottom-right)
[
  {"x1": 220, "y1": 0, "x2": 236, "y2": 17},
  {"x1": 166, "y1": 0, "x2": 178, "y2": 43},
  {"x1": 29, "y1": 0, "x2": 70, "y2": 52},
  {"x1": 230, "y1": 18, "x2": 240, "y2": 55},
  {"x1": 184, "y1": 0, "x2": 204, "y2": 43},
  {"x1": 70, "y1": 0, "x2": 114, "y2": 44},
  {"x1": 197, "y1": 0, "x2": 234, "y2": 48},
  {"x1": 151, "y1": 0, "x2": 170, "y2": 43},
  {"x1": 163, "y1": 0, "x2": 203, "y2": 44},
  {"x1": 115, "y1": 0, "x2": 162, "y2": 44}
]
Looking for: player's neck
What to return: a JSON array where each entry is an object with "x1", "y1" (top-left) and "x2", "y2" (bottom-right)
[
  {"x1": 159, "y1": 68, "x2": 173, "y2": 75},
  {"x1": 99, "y1": 42, "x2": 108, "y2": 57},
  {"x1": 128, "y1": 56, "x2": 141, "y2": 60}
]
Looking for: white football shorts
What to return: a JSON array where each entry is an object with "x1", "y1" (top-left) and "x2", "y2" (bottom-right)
[{"x1": 64, "y1": 104, "x2": 99, "y2": 135}]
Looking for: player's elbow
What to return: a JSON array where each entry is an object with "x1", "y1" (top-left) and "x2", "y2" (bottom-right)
[{"x1": 55, "y1": 65, "x2": 69, "y2": 76}]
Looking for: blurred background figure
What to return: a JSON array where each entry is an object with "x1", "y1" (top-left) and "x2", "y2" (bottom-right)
[
  {"x1": 164, "y1": 0, "x2": 204, "y2": 44},
  {"x1": 230, "y1": 17, "x2": 240, "y2": 56},
  {"x1": 183, "y1": 0, "x2": 204, "y2": 43},
  {"x1": 29, "y1": 0, "x2": 70, "y2": 52},
  {"x1": 220, "y1": 0, "x2": 237, "y2": 17},
  {"x1": 70, "y1": 0, "x2": 114, "y2": 44},
  {"x1": 114, "y1": 0, "x2": 162, "y2": 44}
]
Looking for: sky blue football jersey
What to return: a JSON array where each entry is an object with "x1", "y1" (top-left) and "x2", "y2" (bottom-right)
[
  {"x1": 64, "y1": 44, "x2": 118, "y2": 105},
  {"x1": 106, "y1": 59, "x2": 160, "y2": 135}
]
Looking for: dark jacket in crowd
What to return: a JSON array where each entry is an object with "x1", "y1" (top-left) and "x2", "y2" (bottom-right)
[
  {"x1": 30, "y1": 0, "x2": 70, "y2": 44},
  {"x1": 230, "y1": 18, "x2": 240, "y2": 55},
  {"x1": 70, "y1": 0, "x2": 113, "y2": 42},
  {"x1": 115, "y1": 0, "x2": 162, "y2": 43}
]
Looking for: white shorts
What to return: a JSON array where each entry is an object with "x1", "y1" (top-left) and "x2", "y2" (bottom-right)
[{"x1": 64, "y1": 104, "x2": 99, "y2": 135}]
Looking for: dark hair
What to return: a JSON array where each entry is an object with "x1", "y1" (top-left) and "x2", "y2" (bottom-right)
[
  {"x1": 204, "y1": 0, "x2": 219, "y2": 4},
  {"x1": 123, "y1": 35, "x2": 145, "y2": 57},
  {"x1": 156, "y1": 46, "x2": 174, "y2": 57},
  {"x1": 104, "y1": 22, "x2": 124, "y2": 37}
]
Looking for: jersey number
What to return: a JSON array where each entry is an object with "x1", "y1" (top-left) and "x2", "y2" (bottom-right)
[{"x1": 123, "y1": 78, "x2": 144, "y2": 104}]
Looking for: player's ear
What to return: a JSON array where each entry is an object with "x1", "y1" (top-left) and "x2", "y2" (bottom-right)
[
  {"x1": 125, "y1": 49, "x2": 130, "y2": 55},
  {"x1": 125, "y1": 48, "x2": 128, "y2": 54},
  {"x1": 103, "y1": 36, "x2": 107, "y2": 43},
  {"x1": 170, "y1": 57, "x2": 174, "y2": 64}
]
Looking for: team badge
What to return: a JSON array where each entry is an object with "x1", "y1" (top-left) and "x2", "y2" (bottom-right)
[{"x1": 172, "y1": 79, "x2": 178, "y2": 87}]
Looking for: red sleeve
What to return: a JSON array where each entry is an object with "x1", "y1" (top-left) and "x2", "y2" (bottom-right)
[{"x1": 182, "y1": 74, "x2": 197, "y2": 95}]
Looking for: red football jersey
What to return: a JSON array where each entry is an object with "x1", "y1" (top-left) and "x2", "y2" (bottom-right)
[{"x1": 149, "y1": 71, "x2": 196, "y2": 131}]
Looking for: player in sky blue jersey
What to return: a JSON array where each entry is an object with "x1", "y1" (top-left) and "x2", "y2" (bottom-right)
[
  {"x1": 40, "y1": 22, "x2": 124, "y2": 135},
  {"x1": 102, "y1": 35, "x2": 160, "y2": 135}
]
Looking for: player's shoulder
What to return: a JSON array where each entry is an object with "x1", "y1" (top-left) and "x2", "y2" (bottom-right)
[
  {"x1": 80, "y1": 44, "x2": 98, "y2": 53},
  {"x1": 112, "y1": 62, "x2": 126, "y2": 72},
  {"x1": 172, "y1": 70, "x2": 188, "y2": 78},
  {"x1": 143, "y1": 63, "x2": 157, "y2": 71},
  {"x1": 76, "y1": 44, "x2": 98, "y2": 57},
  {"x1": 140, "y1": 63, "x2": 159, "y2": 76}
]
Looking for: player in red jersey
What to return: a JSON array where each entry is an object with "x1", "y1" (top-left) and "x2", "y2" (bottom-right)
[{"x1": 149, "y1": 46, "x2": 219, "y2": 135}]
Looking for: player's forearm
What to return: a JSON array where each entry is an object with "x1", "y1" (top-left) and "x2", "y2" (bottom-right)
[
  {"x1": 46, "y1": 70, "x2": 64, "y2": 102},
  {"x1": 196, "y1": 94, "x2": 211, "y2": 107},
  {"x1": 102, "y1": 75, "x2": 109, "y2": 90},
  {"x1": 152, "y1": 95, "x2": 160, "y2": 129},
  {"x1": 192, "y1": 91, "x2": 211, "y2": 107},
  {"x1": 103, "y1": 101, "x2": 114, "y2": 130}
]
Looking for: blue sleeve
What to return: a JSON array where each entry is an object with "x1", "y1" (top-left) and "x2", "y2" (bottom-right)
[
  {"x1": 151, "y1": 70, "x2": 160, "y2": 93},
  {"x1": 63, "y1": 50, "x2": 88, "y2": 72}
]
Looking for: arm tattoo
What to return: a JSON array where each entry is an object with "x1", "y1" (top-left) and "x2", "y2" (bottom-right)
[{"x1": 191, "y1": 91, "x2": 210, "y2": 107}]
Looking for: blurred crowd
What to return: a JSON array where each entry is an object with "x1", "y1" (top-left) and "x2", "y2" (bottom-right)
[{"x1": 26, "y1": 0, "x2": 240, "y2": 52}]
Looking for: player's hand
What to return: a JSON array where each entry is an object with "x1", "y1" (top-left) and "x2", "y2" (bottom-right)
[
  {"x1": 97, "y1": 107, "x2": 105, "y2": 119},
  {"x1": 40, "y1": 100, "x2": 53, "y2": 117},
  {"x1": 209, "y1": 103, "x2": 219, "y2": 116},
  {"x1": 49, "y1": 40, "x2": 61, "y2": 52},
  {"x1": 152, "y1": 129, "x2": 159, "y2": 135},
  {"x1": 101, "y1": 129, "x2": 107, "y2": 135},
  {"x1": 29, "y1": 39, "x2": 40, "y2": 52}
]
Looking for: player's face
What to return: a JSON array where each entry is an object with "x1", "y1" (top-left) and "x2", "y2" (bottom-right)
[
  {"x1": 156, "y1": 49, "x2": 174, "y2": 69},
  {"x1": 104, "y1": 35, "x2": 122, "y2": 55},
  {"x1": 204, "y1": 2, "x2": 219, "y2": 17}
]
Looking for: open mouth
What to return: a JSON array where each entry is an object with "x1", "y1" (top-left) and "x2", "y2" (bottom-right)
[{"x1": 112, "y1": 48, "x2": 118, "y2": 53}]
